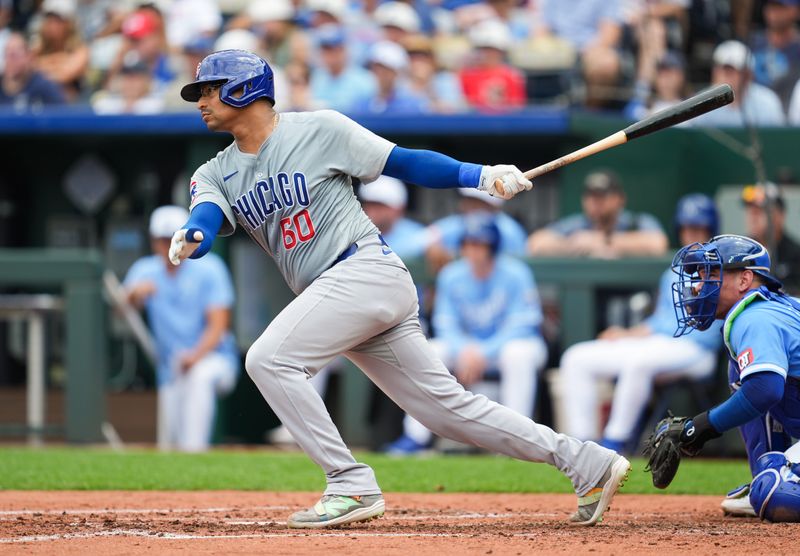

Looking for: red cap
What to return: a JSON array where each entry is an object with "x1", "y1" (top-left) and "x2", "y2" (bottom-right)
[{"x1": 122, "y1": 10, "x2": 160, "y2": 40}]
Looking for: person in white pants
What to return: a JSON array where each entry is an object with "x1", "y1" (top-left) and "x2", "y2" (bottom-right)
[
  {"x1": 125, "y1": 206, "x2": 240, "y2": 452},
  {"x1": 387, "y1": 212, "x2": 548, "y2": 454},
  {"x1": 559, "y1": 194, "x2": 723, "y2": 453}
]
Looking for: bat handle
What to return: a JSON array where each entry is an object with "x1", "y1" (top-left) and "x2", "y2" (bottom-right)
[{"x1": 493, "y1": 178, "x2": 506, "y2": 197}]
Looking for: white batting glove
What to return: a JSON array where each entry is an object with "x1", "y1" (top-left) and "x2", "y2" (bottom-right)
[
  {"x1": 477, "y1": 164, "x2": 533, "y2": 200},
  {"x1": 168, "y1": 229, "x2": 204, "y2": 266}
]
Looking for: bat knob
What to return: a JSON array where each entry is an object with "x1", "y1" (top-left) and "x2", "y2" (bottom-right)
[{"x1": 493, "y1": 178, "x2": 506, "y2": 197}]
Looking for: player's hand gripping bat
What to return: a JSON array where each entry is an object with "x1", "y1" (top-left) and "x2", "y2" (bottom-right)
[{"x1": 494, "y1": 84, "x2": 734, "y2": 196}]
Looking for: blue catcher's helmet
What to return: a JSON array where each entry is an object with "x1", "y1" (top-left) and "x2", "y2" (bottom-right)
[
  {"x1": 674, "y1": 193, "x2": 719, "y2": 237},
  {"x1": 461, "y1": 212, "x2": 501, "y2": 255},
  {"x1": 671, "y1": 234, "x2": 782, "y2": 336},
  {"x1": 180, "y1": 50, "x2": 274, "y2": 107}
]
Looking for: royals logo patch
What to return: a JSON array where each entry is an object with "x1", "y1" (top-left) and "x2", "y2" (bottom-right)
[{"x1": 737, "y1": 348, "x2": 754, "y2": 370}]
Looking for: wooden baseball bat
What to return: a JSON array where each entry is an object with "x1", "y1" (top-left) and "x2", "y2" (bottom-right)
[{"x1": 494, "y1": 84, "x2": 734, "y2": 195}]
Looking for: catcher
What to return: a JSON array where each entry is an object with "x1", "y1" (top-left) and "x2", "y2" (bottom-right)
[{"x1": 644, "y1": 234, "x2": 800, "y2": 522}]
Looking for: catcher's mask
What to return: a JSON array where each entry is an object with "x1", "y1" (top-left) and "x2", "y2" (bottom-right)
[{"x1": 671, "y1": 234, "x2": 781, "y2": 336}]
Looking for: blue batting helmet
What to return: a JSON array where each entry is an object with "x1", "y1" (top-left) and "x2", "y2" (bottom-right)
[
  {"x1": 180, "y1": 50, "x2": 274, "y2": 107},
  {"x1": 461, "y1": 212, "x2": 501, "y2": 255},
  {"x1": 671, "y1": 234, "x2": 782, "y2": 336},
  {"x1": 674, "y1": 193, "x2": 719, "y2": 237}
]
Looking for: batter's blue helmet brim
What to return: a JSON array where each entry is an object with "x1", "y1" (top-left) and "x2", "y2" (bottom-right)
[{"x1": 180, "y1": 78, "x2": 228, "y2": 102}]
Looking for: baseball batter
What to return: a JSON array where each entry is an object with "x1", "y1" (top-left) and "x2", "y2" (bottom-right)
[{"x1": 170, "y1": 50, "x2": 630, "y2": 529}]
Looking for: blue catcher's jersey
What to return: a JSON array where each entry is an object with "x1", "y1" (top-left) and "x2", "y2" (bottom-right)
[{"x1": 724, "y1": 287, "x2": 800, "y2": 435}]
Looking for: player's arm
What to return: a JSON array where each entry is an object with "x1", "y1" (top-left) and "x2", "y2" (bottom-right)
[
  {"x1": 180, "y1": 306, "x2": 231, "y2": 371},
  {"x1": 382, "y1": 146, "x2": 532, "y2": 200},
  {"x1": 168, "y1": 202, "x2": 224, "y2": 265},
  {"x1": 608, "y1": 230, "x2": 669, "y2": 256}
]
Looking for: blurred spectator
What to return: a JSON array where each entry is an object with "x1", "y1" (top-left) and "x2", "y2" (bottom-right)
[
  {"x1": 0, "y1": 4, "x2": 10, "y2": 74},
  {"x1": 163, "y1": 0, "x2": 221, "y2": 53},
  {"x1": 212, "y1": 29, "x2": 289, "y2": 112},
  {"x1": 0, "y1": 31, "x2": 65, "y2": 110},
  {"x1": 306, "y1": 0, "x2": 350, "y2": 28},
  {"x1": 92, "y1": 55, "x2": 164, "y2": 114},
  {"x1": 487, "y1": 0, "x2": 532, "y2": 40},
  {"x1": 625, "y1": 50, "x2": 689, "y2": 119},
  {"x1": 81, "y1": 2, "x2": 129, "y2": 91},
  {"x1": 162, "y1": 35, "x2": 214, "y2": 111},
  {"x1": 374, "y1": 1, "x2": 421, "y2": 44},
  {"x1": 31, "y1": 0, "x2": 88, "y2": 102},
  {"x1": 691, "y1": 40, "x2": 785, "y2": 127},
  {"x1": 353, "y1": 39, "x2": 429, "y2": 114},
  {"x1": 309, "y1": 24, "x2": 376, "y2": 111},
  {"x1": 284, "y1": 60, "x2": 321, "y2": 111},
  {"x1": 124, "y1": 206, "x2": 239, "y2": 453},
  {"x1": 536, "y1": 0, "x2": 625, "y2": 108},
  {"x1": 245, "y1": 0, "x2": 310, "y2": 68},
  {"x1": 359, "y1": 175, "x2": 427, "y2": 260},
  {"x1": 558, "y1": 194, "x2": 722, "y2": 453},
  {"x1": 426, "y1": 187, "x2": 528, "y2": 271},
  {"x1": 459, "y1": 19, "x2": 525, "y2": 111},
  {"x1": 750, "y1": 0, "x2": 800, "y2": 110},
  {"x1": 741, "y1": 184, "x2": 800, "y2": 295},
  {"x1": 623, "y1": 0, "x2": 690, "y2": 52},
  {"x1": 405, "y1": 34, "x2": 466, "y2": 113},
  {"x1": 108, "y1": 8, "x2": 177, "y2": 98},
  {"x1": 386, "y1": 213, "x2": 547, "y2": 455},
  {"x1": 527, "y1": 170, "x2": 668, "y2": 258}
]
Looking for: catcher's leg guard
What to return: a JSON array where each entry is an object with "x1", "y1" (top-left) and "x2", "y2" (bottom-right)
[{"x1": 749, "y1": 451, "x2": 800, "y2": 522}]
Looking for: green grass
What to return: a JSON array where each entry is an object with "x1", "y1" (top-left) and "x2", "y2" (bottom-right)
[{"x1": 0, "y1": 447, "x2": 751, "y2": 494}]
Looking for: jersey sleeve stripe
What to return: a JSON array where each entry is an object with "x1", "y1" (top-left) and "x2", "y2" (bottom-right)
[{"x1": 740, "y1": 363, "x2": 788, "y2": 380}]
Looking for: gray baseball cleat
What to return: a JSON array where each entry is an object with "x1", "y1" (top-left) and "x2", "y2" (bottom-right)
[
  {"x1": 570, "y1": 453, "x2": 631, "y2": 526},
  {"x1": 287, "y1": 494, "x2": 385, "y2": 529}
]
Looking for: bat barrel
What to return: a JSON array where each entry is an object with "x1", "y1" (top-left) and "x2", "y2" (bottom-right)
[{"x1": 623, "y1": 84, "x2": 734, "y2": 141}]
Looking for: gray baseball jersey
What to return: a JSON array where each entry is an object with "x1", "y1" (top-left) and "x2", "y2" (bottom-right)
[{"x1": 189, "y1": 110, "x2": 394, "y2": 294}]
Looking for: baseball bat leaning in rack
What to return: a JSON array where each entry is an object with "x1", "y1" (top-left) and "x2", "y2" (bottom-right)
[{"x1": 494, "y1": 83, "x2": 734, "y2": 195}]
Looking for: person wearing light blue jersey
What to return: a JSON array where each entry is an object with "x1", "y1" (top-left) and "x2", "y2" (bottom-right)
[
  {"x1": 309, "y1": 25, "x2": 377, "y2": 112},
  {"x1": 652, "y1": 233, "x2": 800, "y2": 522},
  {"x1": 124, "y1": 206, "x2": 239, "y2": 452},
  {"x1": 425, "y1": 187, "x2": 528, "y2": 273},
  {"x1": 560, "y1": 194, "x2": 722, "y2": 453},
  {"x1": 387, "y1": 213, "x2": 547, "y2": 454}
]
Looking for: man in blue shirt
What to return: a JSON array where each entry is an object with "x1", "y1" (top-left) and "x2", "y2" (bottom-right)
[
  {"x1": 124, "y1": 206, "x2": 239, "y2": 452},
  {"x1": 352, "y1": 40, "x2": 430, "y2": 114},
  {"x1": 652, "y1": 234, "x2": 800, "y2": 522},
  {"x1": 309, "y1": 25, "x2": 377, "y2": 112},
  {"x1": 386, "y1": 213, "x2": 547, "y2": 454},
  {"x1": 426, "y1": 187, "x2": 528, "y2": 271},
  {"x1": 528, "y1": 170, "x2": 668, "y2": 258},
  {"x1": 559, "y1": 194, "x2": 722, "y2": 452},
  {"x1": 0, "y1": 32, "x2": 65, "y2": 110}
]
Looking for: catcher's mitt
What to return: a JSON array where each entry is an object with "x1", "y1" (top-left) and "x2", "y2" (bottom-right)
[{"x1": 642, "y1": 413, "x2": 691, "y2": 489}]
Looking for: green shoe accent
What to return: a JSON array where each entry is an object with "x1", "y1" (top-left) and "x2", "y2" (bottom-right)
[
  {"x1": 288, "y1": 494, "x2": 385, "y2": 529},
  {"x1": 570, "y1": 454, "x2": 631, "y2": 526}
]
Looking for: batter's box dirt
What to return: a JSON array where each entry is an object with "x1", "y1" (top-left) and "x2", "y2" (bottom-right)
[{"x1": 0, "y1": 491, "x2": 793, "y2": 555}]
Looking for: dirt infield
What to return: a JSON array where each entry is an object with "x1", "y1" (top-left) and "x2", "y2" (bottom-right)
[{"x1": 0, "y1": 491, "x2": 793, "y2": 555}]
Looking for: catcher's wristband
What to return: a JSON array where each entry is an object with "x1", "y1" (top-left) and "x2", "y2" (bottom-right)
[{"x1": 680, "y1": 411, "x2": 721, "y2": 455}]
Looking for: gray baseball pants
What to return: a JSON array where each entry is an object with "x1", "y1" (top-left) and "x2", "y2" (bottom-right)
[{"x1": 245, "y1": 236, "x2": 615, "y2": 497}]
